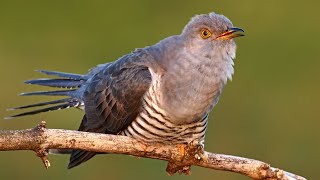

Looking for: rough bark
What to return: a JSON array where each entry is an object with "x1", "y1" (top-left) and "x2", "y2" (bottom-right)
[{"x1": 0, "y1": 121, "x2": 306, "y2": 180}]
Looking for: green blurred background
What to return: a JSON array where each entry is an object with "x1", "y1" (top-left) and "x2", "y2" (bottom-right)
[{"x1": 0, "y1": 0, "x2": 319, "y2": 179}]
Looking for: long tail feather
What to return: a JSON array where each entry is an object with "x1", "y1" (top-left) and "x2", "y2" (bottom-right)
[
  {"x1": 20, "y1": 90, "x2": 76, "y2": 96},
  {"x1": 6, "y1": 69, "x2": 86, "y2": 119},
  {"x1": 5, "y1": 102, "x2": 79, "y2": 119},
  {"x1": 7, "y1": 98, "x2": 74, "y2": 110},
  {"x1": 68, "y1": 150, "x2": 96, "y2": 169},
  {"x1": 36, "y1": 70, "x2": 87, "y2": 80},
  {"x1": 49, "y1": 149, "x2": 73, "y2": 154},
  {"x1": 25, "y1": 79, "x2": 83, "y2": 89}
]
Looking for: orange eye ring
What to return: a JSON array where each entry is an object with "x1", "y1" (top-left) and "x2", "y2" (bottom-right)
[{"x1": 200, "y1": 29, "x2": 212, "y2": 39}]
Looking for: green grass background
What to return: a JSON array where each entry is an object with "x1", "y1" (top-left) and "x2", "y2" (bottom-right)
[{"x1": 0, "y1": 0, "x2": 319, "y2": 179}]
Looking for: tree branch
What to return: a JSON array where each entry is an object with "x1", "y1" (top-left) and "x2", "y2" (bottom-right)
[{"x1": 0, "y1": 121, "x2": 306, "y2": 180}]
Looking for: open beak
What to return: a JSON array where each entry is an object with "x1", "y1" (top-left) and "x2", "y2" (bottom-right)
[{"x1": 215, "y1": 27, "x2": 245, "y2": 40}]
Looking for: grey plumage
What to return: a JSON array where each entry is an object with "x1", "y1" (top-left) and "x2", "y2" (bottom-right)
[{"x1": 6, "y1": 12, "x2": 244, "y2": 169}]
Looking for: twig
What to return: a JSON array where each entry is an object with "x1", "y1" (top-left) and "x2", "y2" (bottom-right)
[{"x1": 0, "y1": 121, "x2": 306, "y2": 180}]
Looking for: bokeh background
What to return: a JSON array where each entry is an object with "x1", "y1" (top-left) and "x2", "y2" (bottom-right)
[{"x1": 0, "y1": 0, "x2": 319, "y2": 179}]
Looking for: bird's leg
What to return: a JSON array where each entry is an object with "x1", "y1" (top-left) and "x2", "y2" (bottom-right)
[
  {"x1": 166, "y1": 139, "x2": 207, "y2": 175},
  {"x1": 183, "y1": 139, "x2": 208, "y2": 165},
  {"x1": 166, "y1": 143, "x2": 190, "y2": 175},
  {"x1": 188, "y1": 139, "x2": 207, "y2": 162},
  {"x1": 176, "y1": 144, "x2": 187, "y2": 158}
]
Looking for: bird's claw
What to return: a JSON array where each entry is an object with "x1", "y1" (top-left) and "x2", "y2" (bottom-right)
[
  {"x1": 187, "y1": 139, "x2": 206, "y2": 161},
  {"x1": 166, "y1": 139, "x2": 207, "y2": 175}
]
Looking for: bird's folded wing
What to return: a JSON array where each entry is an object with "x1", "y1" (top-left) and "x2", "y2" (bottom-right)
[
  {"x1": 80, "y1": 51, "x2": 153, "y2": 134},
  {"x1": 68, "y1": 51, "x2": 153, "y2": 169}
]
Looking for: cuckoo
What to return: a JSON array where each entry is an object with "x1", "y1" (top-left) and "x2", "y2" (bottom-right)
[{"x1": 7, "y1": 12, "x2": 244, "y2": 169}]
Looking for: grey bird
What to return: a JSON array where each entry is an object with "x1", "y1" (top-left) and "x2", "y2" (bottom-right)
[{"x1": 6, "y1": 12, "x2": 244, "y2": 169}]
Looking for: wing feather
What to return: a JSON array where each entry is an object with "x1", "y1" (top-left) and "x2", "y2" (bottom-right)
[{"x1": 69, "y1": 50, "x2": 153, "y2": 168}]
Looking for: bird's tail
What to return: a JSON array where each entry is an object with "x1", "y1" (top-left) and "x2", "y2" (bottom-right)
[{"x1": 5, "y1": 70, "x2": 88, "y2": 119}]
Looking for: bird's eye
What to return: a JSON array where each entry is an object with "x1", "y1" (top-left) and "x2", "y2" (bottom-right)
[{"x1": 200, "y1": 29, "x2": 212, "y2": 39}]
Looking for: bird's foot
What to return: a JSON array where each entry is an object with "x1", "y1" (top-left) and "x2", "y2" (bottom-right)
[
  {"x1": 166, "y1": 139, "x2": 207, "y2": 175},
  {"x1": 187, "y1": 139, "x2": 207, "y2": 162},
  {"x1": 176, "y1": 144, "x2": 186, "y2": 159}
]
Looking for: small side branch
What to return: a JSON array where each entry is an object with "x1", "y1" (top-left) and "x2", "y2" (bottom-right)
[{"x1": 0, "y1": 121, "x2": 306, "y2": 180}]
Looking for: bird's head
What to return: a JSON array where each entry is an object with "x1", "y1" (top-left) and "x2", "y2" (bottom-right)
[{"x1": 181, "y1": 12, "x2": 244, "y2": 59}]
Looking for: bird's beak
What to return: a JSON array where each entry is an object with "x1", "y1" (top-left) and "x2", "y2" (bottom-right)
[{"x1": 215, "y1": 27, "x2": 245, "y2": 40}]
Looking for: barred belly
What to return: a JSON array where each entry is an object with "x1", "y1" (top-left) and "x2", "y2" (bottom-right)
[{"x1": 121, "y1": 91, "x2": 208, "y2": 145}]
